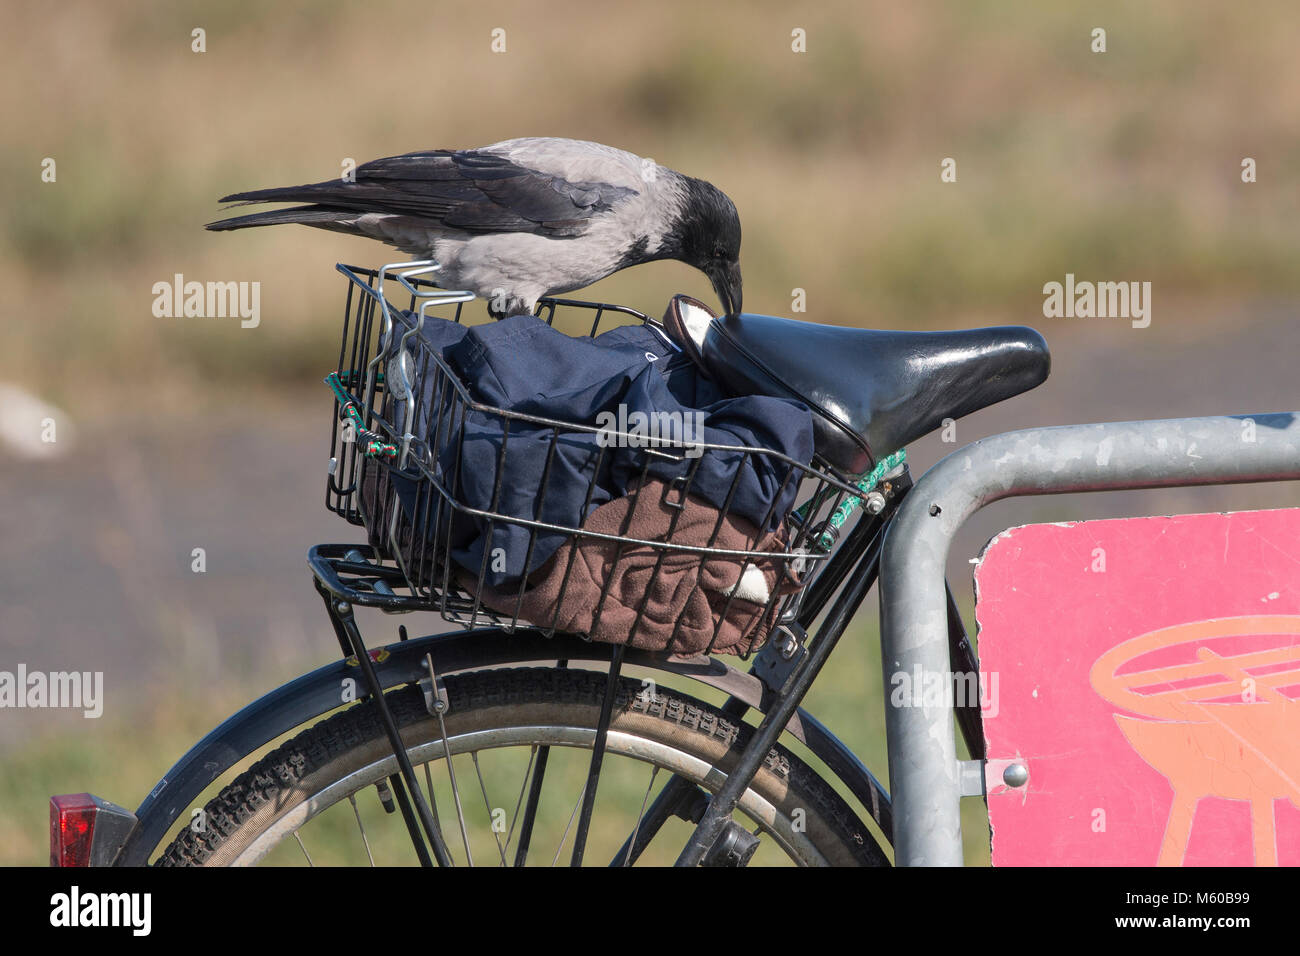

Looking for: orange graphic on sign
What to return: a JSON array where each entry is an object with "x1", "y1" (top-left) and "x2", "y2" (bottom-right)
[{"x1": 1089, "y1": 615, "x2": 1300, "y2": 867}]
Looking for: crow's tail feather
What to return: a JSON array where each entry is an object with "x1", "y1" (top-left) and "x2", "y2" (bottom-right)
[
  {"x1": 216, "y1": 181, "x2": 349, "y2": 205},
  {"x1": 205, "y1": 205, "x2": 354, "y2": 231}
]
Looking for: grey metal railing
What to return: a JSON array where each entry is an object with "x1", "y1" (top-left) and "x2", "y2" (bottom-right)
[{"x1": 878, "y1": 411, "x2": 1300, "y2": 866}]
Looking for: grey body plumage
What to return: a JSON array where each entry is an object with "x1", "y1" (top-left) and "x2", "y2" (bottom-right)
[{"x1": 208, "y1": 137, "x2": 742, "y2": 318}]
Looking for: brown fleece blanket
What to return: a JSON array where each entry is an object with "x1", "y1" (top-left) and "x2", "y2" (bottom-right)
[{"x1": 464, "y1": 479, "x2": 803, "y2": 655}]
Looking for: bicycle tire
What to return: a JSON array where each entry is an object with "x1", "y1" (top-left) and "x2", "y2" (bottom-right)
[{"x1": 155, "y1": 667, "x2": 886, "y2": 866}]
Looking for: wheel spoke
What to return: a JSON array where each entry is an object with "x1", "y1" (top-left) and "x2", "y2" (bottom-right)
[
  {"x1": 503, "y1": 745, "x2": 538, "y2": 858},
  {"x1": 348, "y1": 793, "x2": 375, "y2": 866},
  {"x1": 608, "y1": 774, "x2": 701, "y2": 867},
  {"x1": 470, "y1": 751, "x2": 509, "y2": 866},
  {"x1": 292, "y1": 831, "x2": 313, "y2": 867},
  {"x1": 551, "y1": 783, "x2": 588, "y2": 867},
  {"x1": 435, "y1": 708, "x2": 474, "y2": 866},
  {"x1": 619, "y1": 765, "x2": 660, "y2": 867}
]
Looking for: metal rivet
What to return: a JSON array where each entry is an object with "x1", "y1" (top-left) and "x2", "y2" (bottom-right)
[
  {"x1": 929, "y1": 504, "x2": 942, "y2": 516},
  {"x1": 1002, "y1": 763, "x2": 1029, "y2": 788}
]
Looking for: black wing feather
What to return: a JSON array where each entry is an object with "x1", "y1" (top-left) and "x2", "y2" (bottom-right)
[{"x1": 210, "y1": 148, "x2": 636, "y2": 237}]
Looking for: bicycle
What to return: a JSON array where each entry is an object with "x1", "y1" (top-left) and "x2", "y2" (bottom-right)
[{"x1": 51, "y1": 258, "x2": 1054, "y2": 867}]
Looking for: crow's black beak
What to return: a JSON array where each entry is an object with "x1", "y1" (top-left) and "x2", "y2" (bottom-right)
[{"x1": 711, "y1": 261, "x2": 743, "y2": 316}]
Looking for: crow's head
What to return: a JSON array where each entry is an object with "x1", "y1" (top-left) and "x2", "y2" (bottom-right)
[{"x1": 673, "y1": 177, "x2": 743, "y2": 316}]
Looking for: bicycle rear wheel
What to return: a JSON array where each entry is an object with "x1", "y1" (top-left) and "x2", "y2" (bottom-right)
[{"x1": 155, "y1": 667, "x2": 884, "y2": 866}]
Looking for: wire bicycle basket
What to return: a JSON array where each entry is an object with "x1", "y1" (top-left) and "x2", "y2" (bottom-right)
[{"x1": 315, "y1": 261, "x2": 868, "y2": 659}]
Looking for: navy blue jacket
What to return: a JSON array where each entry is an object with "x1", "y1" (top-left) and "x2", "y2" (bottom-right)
[{"x1": 387, "y1": 311, "x2": 813, "y2": 588}]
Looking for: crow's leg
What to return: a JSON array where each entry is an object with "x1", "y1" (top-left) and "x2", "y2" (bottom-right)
[{"x1": 488, "y1": 294, "x2": 531, "y2": 320}]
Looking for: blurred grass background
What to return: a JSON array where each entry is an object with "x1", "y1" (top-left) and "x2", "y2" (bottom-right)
[
  {"x1": 4, "y1": 0, "x2": 1298, "y2": 412},
  {"x1": 3, "y1": 0, "x2": 1299, "y2": 866}
]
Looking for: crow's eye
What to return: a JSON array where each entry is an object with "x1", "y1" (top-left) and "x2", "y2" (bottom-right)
[{"x1": 712, "y1": 248, "x2": 726, "y2": 259}]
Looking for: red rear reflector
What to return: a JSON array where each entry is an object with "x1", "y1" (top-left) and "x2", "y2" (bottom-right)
[{"x1": 50, "y1": 793, "x2": 98, "y2": 867}]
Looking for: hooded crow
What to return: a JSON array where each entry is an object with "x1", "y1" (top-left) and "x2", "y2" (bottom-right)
[{"x1": 208, "y1": 137, "x2": 742, "y2": 318}]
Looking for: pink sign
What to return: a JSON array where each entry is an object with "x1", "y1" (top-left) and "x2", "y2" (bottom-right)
[{"x1": 975, "y1": 508, "x2": 1300, "y2": 866}]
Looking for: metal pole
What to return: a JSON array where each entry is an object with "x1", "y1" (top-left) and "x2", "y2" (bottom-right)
[{"x1": 880, "y1": 411, "x2": 1300, "y2": 866}]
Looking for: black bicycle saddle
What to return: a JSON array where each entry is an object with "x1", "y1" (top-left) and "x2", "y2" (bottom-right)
[{"x1": 663, "y1": 296, "x2": 1051, "y2": 475}]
